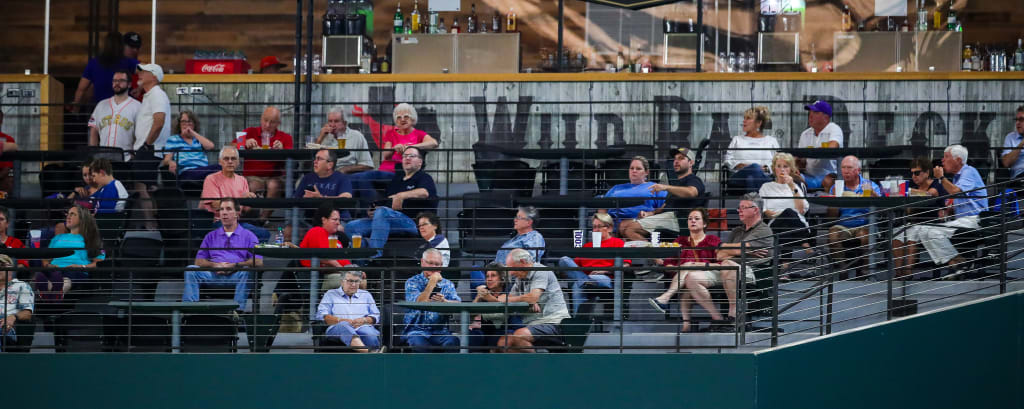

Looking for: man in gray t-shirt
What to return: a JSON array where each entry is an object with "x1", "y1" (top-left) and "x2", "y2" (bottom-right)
[{"x1": 493, "y1": 248, "x2": 570, "y2": 353}]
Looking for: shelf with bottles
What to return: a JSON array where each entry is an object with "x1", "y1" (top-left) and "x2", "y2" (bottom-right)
[
  {"x1": 961, "y1": 39, "x2": 1024, "y2": 72},
  {"x1": 391, "y1": 1, "x2": 515, "y2": 35}
]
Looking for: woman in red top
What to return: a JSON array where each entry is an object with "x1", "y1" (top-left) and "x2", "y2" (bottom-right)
[
  {"x1": 298, "y1": 204, "x2": 352, "y2": 269},
  {"x1": 647, "y1": 208, "x2": 722, "y2": 332},
  {"x1": 557, "y1": 213, "x2": 631, "y2": 315}
]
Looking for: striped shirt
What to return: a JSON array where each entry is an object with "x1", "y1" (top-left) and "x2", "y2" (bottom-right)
[{"x1": 164, "y1": 134, "x2": 210, "y2": 173}]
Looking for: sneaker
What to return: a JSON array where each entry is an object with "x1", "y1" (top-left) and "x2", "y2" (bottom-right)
[{"x1": 648, "y1": 298, "x2": 669, "y2": 314}]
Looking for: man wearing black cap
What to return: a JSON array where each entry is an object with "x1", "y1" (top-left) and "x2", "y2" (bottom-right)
[
  {"x1": 620, "y1": 147, "x2": 706, "y2": 240},
  {"x1": 796, "y1": 100, "x2": 843, "y2": 192}
]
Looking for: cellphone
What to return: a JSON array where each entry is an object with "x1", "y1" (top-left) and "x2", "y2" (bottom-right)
[{"x1": 430, "y1": 283, "x2": 443, "y2": 298}]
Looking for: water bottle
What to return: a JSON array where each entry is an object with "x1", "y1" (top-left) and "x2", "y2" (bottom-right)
[
  {"x1": 275, "y1": 227, "x2": 285, "y2": 246},
  {"x1": 747, "y1": 52, "x2": 756, "y2": 73},
  {"x1": 717, "y1": 52, "x2": 726, "y2": 72},
  {"x1": 313, "y1": 54, "x2": 321, "y2": 74},
  {"x1": 727, "y1": 52, "x2": 736, "y2": 73},
  {"x1": 737, "y1": 52, "x2": 747, "y2": 73}
]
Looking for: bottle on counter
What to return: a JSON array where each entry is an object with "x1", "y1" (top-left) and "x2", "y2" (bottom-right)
[
  {"x1": 438, "y1": 17, "x2": 446, "y2": 34},
  {"x1": 972, "y1": 43, "x2": 983, "y2": 71},
  {"x1": 841, "y1": 4, "x2": 853, "y2": 32},
  {"x1": 727, "y1": 51, "x2": 736, "y2": 72},
  {"x1": 355, "y1": 0, "x2": 373, "y2": 34},
  {"x1": 323, "y1": 0, "x2": 336, "y2": 36},
  {"x1": 916, "y1": 0, "x2": 928, "y2": 31},
  {"x1": 394, "y1": 1, "x2": 404, "y2": 34},
  {"x1": 492, "y1": 10, "x2": 501, "y2": 33},
  {"x1": 947, "y1": 9, "x2": 957, "y2": 31},
  {"x1": 381, "y1": 53, "x2": 390, "y2": 73},
  {"x1": 962, "y1": 45, "x2": 973, "y2": 72},
  {"x1": 1013, "y1": 39, "x2": 1024, "y2": 72},
  {"x1": 747, "y1": 52, "x2": 757, "y2": 73},
  {"x1": 932, "y1": 4, "x2": 942, "y2": 30},
  {"x1": 506, "y1": 7, "x2": 517, "y2": 33},
  {"x1": 451, "y1": 16, "x2": 460, "y2": 33},
  {"x1": 411, "y1": 0, "x2": 421, "y2": 33},
  {"x1": 615, "y1": 48, "x2": 626, "y2": 72},
  {"x1": 429, "y1": 7, "x2": 438, "y2": 33},
  {"x1": 809, "y1": 42, "x2": 819, "y2": 73},
  {"x1": 467, "y1": 4, "x2": 477, "y2": 33},
  {"x1": 404, "y1": 17, "x2": 412, "y2": 34}
]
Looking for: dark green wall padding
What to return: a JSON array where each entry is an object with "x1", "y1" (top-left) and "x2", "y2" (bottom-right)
[{"x1": 6, "y1": 291, "x2": 1020, "y2": 409}]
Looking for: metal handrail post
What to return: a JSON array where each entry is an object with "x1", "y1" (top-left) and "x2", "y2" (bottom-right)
[
  {"x1": 886, "y1": 208, "x2": 895, "y2": 321},
  {"x1": 770, "y1": 235, "x2": 780, "y2": 347},
  {"x1": 998, "y1": 189, "x2": 1009, "y2": 294},
  {"x1": 738, "y1": 241, "x2": 747, "y2": 345}
]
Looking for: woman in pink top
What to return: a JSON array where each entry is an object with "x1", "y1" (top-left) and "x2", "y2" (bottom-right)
[{"x1": 350, "y1": 103, "x2": 439, "y2": 204}]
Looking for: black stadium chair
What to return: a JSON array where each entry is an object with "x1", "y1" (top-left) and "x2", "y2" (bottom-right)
[
  {"x1": 53, "y1": 311, "x2": 105, "y2": 352},
  {"x1": 180, "y1": 314, "x2": 238, "y2": 353}
]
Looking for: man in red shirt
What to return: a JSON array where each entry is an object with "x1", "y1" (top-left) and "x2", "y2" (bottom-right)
[
  {"x1": 0, "y1": 111, "x2": 21, "y2": 195},
  {"x1": 240, "y1": 106, "x2": 293, "y2": 222},
  {"x1": 556, "y1": 213, "x2": 630, "y2": 314}
]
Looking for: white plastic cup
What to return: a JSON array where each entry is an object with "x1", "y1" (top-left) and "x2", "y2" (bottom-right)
[
  {"x1": 591, "y1": 232, "x2": 603, "y2": 247},
  {"x1": 650, "y1": 231, "x2": 661, "y2": 246}
]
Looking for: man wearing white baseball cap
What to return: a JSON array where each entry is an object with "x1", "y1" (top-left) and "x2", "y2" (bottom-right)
[{"x1": 133, "y1": 63, "x2": 170, "y2": 230}]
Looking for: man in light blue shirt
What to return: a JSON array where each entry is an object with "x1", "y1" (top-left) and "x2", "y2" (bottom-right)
[
  {"x1": 999, "y1": 106, "x2": 1024, "y2": 179},
  {"x1": 316, "y1": 270, "x2": 381, "y2": 352},
  {"x1": 403, "y1": 248, "x2": 460, "y2": 352},
  {"x1": 906, "y1": 145, "x2": 989, "y2": 271},
  {"x1": 494, "y1": 206, "x2": 546, "y2": 264}
]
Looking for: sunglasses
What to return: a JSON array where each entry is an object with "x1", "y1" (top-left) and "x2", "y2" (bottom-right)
[{"x1": 911, "y1": 170, "x2": 925, "y2": 176}]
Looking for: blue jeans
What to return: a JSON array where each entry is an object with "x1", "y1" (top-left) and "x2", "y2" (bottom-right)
[
  {"x1": 182, "y1": 266, "x2": 250, "y2": 310},
  {"x1": 326, "y1": 322, "x2": 381, "y2": 349},
  {"x1": 559, "y1": 257, "x2": 612, "y2": 314},
  {"x1": 404, "y1": 330, "x2": 459, "y2": 353},
  {"x1": 349, "y1": 170, "x2": 395, "y2": 205},
  {"x1": 727, "y1": 164, "x2": 771, "y2": 192},
  {"x1": 345, "y1": 207, "x2": 418, "y2": 257}
]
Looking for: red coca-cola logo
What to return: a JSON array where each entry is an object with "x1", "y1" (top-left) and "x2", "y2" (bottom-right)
[{"x1": 201, "y1": 63, "x2": 227, "y2": 73}]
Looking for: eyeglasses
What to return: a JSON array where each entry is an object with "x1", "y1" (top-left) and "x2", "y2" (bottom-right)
[
  {"x1": 396, "y1": 115, "x2": 412, "y2": 120},
  {"x1": 911, "y1": 170, "x2": 925, "y2": 176},
  {"x1": 738, "y1": 205, "x2": 757, "y2": 211},
  {"x1": 314, "y1": 156, "x2": 329, "y2": 162},
  {"x1": 222, "y1": 157, "x2": 239, "y2": 161},
  {"x1": 422, "y1": 261, "x2": 443, "y2": 267},
  {"x1": 417, "y1": 223, "x2": 434, "y2": 227},
  {"x1": 112, "y1": 79, "x2": 129, "y2": 83},
  {"x1": 402, "y1": 154, "x2": 420, "y2": 159},
  {"x1": 344, "y1": 279, "x2": 361, "y2": 284},
  {"x1": 179, "y1": 119, "x2": 194, "y2": 124},
  {"x1": 1015, "y1": 117, "x2": 1024, "y2": 122},
  {"x1": 514, "y1": 215, "x2": 530, "y2": 221},
  {"x1": 592, "y1": 223, "x2": 610, "y2": 229}
]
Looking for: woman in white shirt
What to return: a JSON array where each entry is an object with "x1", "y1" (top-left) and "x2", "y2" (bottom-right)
[
  {"x1": 724, "y1": 106, "x2": 779, "y2": 193},
  {"x1": 758, "y1": 152, "x2": 813, "y2": 250}
]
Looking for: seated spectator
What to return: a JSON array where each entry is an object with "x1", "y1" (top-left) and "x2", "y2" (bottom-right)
[
  {"x1": 904, "y1": 145, "x2": 988, "y2": 277},
  {"x1": 685, "y1": 193, "x2": 771, "y2": 331},
  {"x1": 599, "y1": 156, "x2": 667, "y2": 224},
  {"x1": 0, "y1": 207, "x2": 29, "y2": 267},
  {"x1": 620, "y1": 147, "x2": 706, "y2": 240},
  {"x1": 556, "y1": 213, "x2": 630, "y2": 314},
  {"x1": 349, "y1": 103, "x2": 439, "y2": 205},
  {"x1": 892, "y1": 157, "x2": 948, "y2": 278},
  {"x1": 414, "y1": 212, "x2": 450, "y2": 267},
  {"x1": 493, "y1": 248, "x2": 571, "y2": 353},
  {"x1": 37, "y1": 205, "x2": 105, "y2": 300},
  {"x1": 827, "y1": 155, "x2": 881, "y2": 276},
  {"x1": 87, "y1": 158, "x2": 129, "y2": 214},
  {"x1": 316, "y1": 270, "x2": 381, "y2": 352},
  {"x1": 199, "y1": 147, "x2": 269, "y2": 242},
  {"x1": 240, "y1": 106, "x2": 294, "y2": 222},
  {"x1": 346, "y1": 146, "x2": 437, "y2": 259},
  {"x1": 999, "y1": 105, "x2": 1024, "y2": 180},
  {"x1": 403, "y1": 248, "x2": 460, "y2": 352},
  {"x1": 183, "y1": 198, "x2": 263, "y2": 311},
  {"x1": 315, "y1": 106, "x2": 374, "y2": 175},
  {"x1": 0, "y1": 255, "x2": 33, "y2": 347},
  {"x1": 494, "y1": 206, "x2": 546, "y2": 264},
  {"x1": 63, "y1": 161, "x2": 101, "y2": 204},
  {"x1": 0, "y1": 110, "x2": 19, "y2": 195},
  {"x1": 299, "y1": 203, "x2": 353, "y2": 268},
  {"x1": 759, "y1": 152, "x2": 813, "y2": 251},
  {"x1": 724, "y1": 106, "x2": 778, "y2": 192},
  {"x1": 647, "y1": 208, "x2": 723, "y2": 332},
  {"x1": 468, "y1": 264, "x2": 523, "y2": 351},
  {"x1": 293, "y1": 149, "x2": 353, "y2": 218},
  {"x1": 162, "y1": 110, "x2": 217, "y2": 183},
  {"x1": 796, "y1": 100, "x2": 843, "y2": 192}
]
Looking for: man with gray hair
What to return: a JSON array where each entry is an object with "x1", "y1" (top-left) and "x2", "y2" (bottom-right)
[
  {"x1": 316, "y1": 270, "x2": 381, "y2": 352},
  {"x1": 315, "y1": 106, "x2": 374, "y2": 174},
  {"x1": 0, "y1": 254, "x2": 33, "y2": 346},
  {"x1": 402, "y1": 248, "x2": 460, "y2": 352},
  {"x1": 198, "y1": 146, "x2": 269, "y2": 241},
  {"x1": 905, "y1": 144, "x2": 988, "y2": 275},
  {"x1": 827, "y1": 155, "x2": 880, "y2": 275},
  {"x1": 493, "y1": 248, "x2": 570, "y2": 353}
]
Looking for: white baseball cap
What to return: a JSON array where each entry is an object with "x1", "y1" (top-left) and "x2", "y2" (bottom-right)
[{"x1": 137, "y1": 63, "x2": 164, "y2": 82}]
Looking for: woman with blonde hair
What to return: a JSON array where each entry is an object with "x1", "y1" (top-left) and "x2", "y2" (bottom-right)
[
  {"x1": 759, "y1": 152, "x2": 813, "y2": 250},
  {"x1": 724, "y1": 106, "x2": 779, "y2": 192}
]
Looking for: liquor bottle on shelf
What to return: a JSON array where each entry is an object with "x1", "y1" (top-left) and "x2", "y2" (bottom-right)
[
  {"x1": 467, "y1": 4, "x2": 477, "y2": 33},
  {"x1": 841, "y1": 4, "x2": 853, "y2": 32},
  {"x1": 972, "y1": 43, "x2": 983, "y2": 71},
  {"x1": 663, "y1": 14, "x2": 676, "y2": 33},
  {"x1": 451, "y1": 16, "x2": 460, "y2": 33},
  {"x1": 916, "y1": 0, "x2": 928, "y2": 31},
  {"x1": 355, "y1": 0, "x2": 373, "y2": 34},
  {"x1": 747, "y1": 52, "x2": 756, "y2": 73},
  {"x1": 932, "y1": 4, "x2": 942, "y2": 30},
  {"x1": 962, "y1": 45, "x2": 973, "y2": 72},
  {"x1": 429, "y1": 7, "x2": 438, "y2": 33},
  {"x1": 1014, "y1": 39, "x2": 1024, "y2": 71},
  {"x1": 411, "y1": 0, "x2": 421, "y2": 33},
  {"x1": 438, "y1": 17, "x2": 446, "y2": 34},
  {"x1": 492, "y1": 10, "x2": 501, "y2": 33},
  {"x1": 506, "y1": 7, "x2": 517, "y2": 33},
  {"x1": 323, "y1": 0, "x2": 335, "y2": 36},
  {"x1": 615, "y1": 48, "x2": 626, "y2": 72},
  {"x1": 394, "y1": 1, "x2": 404, "y2": 34},
  {"x1": 947, "y1": 9, "x2": 957, "y2": 31},
  {"x1": 809, "y1": 42, "x2": 819, "y2": 73},
  {"x1": 405, "y1": 17, "x2": 412, "y2": 34},
  {"x1": 727, "y1": 52, "x2": 736, "y2": 73}
]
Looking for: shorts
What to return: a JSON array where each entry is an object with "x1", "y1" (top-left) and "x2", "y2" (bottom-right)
[
  {"x1": 129, "y1": 155, "x2": 160, "y2": 187},
  {"x1": 636, "y1": 211, "x2": 680, "y2": 233},
  {"x1": 245, "y1": 175, "x2": 283, "y2": 190},
  {"x1": 526, "y1": 323, "x2": 562, "y2": 345},
  {"x1": 829, "y1": 224, "x2": 869, "y2": 240},
  {"x1": 699, "y1": 264, "x2": 756, "y2": 286}
]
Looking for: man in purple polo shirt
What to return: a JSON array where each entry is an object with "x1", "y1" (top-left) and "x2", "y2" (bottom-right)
[{"x1": 183, "y1": 197, "x2": 263, "y2": 310}]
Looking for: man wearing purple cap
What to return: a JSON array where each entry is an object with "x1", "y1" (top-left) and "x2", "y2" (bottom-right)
[{"x1": 796, "y1": 100, "x2": 844, "y2": 192}]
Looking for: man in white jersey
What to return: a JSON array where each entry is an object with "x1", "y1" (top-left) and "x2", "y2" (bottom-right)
[
  {"x1": 132, "y1": 63, "x2": 171, "y2": 230},
  {"x1": 88, "y1": 69, "x2": 141, "y2": 161}
]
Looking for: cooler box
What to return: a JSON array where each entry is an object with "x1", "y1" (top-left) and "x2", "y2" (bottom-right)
[{"x1": 186, "y1": 59, "x2": 252, "y2": 74}]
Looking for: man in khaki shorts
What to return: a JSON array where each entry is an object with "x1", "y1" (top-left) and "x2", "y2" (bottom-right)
[{"x1": 620, "y1": 147, "x2": 706, "y2": 240}]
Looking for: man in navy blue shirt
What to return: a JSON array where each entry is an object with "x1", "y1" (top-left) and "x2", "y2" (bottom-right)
[
  {"x1": 292, "y1": 149, "x2": 353, "y2": 223},
  {"x1": 346, "y1": 146, "x2": 437, "y2": 258}
]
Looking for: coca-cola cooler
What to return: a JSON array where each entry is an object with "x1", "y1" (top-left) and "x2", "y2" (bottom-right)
[{"x1": 186, "y1": 59, "x2": 252, "y2": 74}]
